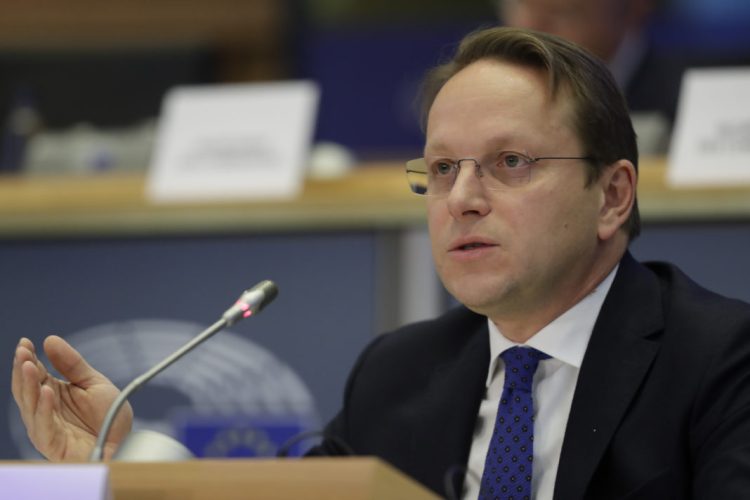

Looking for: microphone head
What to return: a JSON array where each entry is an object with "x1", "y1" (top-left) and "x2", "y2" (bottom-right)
[
  {"x1": 252, "y1": 280, "x2": 279, "y2": 312},
  {"x1": 222, "y1": 280, "x2": 279, "y2": 326}
]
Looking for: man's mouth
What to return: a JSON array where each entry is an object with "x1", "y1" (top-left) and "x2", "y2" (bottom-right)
[
  {"x1": 460, "y1": 242, "x2": 491, "y2": 250},
  {"x1": 450, "y1": 238, "x2": 497, "y2": 252}
]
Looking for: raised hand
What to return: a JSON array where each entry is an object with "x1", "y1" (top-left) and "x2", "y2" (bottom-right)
[{"x1": 11, "y1": 335, "x2": 132, "y2": 461}]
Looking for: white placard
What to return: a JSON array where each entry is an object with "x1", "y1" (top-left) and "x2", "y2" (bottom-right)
[
  {"x1": 0, "y1": 463, "x2": 111, "y2": 500},
  {"x1": 667, "y1": 68, "x2": 750, "y2": 187},
  {"x1": 147, "y1": 81, "x2": 319, "y2": 202}
]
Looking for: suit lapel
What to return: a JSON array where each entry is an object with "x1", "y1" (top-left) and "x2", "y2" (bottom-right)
[
  {"x1": 553, "y1": 253, "x2": 664, "y2": 500},
  {"x1": 409, "y1": 317, "x2": 490, "y2": 494}
]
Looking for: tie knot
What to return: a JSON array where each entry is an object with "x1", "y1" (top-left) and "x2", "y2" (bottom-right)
[{"x1": 500, "y1": 346, "x2": 550, "y2": 392}]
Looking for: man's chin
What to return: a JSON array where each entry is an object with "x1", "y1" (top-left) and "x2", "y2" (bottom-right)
[{"x1": 449, "y1": 288, "x2": 506, "y2": 316}]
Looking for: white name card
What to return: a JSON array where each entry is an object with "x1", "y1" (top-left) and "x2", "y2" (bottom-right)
[
  {"x1": 147, "y1": 81, "x2": 320, "y2": 202},
  {"x1": 0, "y1": 463, "x2": 111, "y2": 500},
  {"x1": 667, "y1": 68, "x2": 750, "y2": 187}
]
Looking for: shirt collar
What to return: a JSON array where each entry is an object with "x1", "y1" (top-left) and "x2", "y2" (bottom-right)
[{"x1": 485, "y1": 264, "x2": 619, "y2": 388}]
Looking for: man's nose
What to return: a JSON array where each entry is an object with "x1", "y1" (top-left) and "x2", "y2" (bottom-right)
[
  {"x1": 446, "y1": 161, "x2": 491, "y2": 218},
  {"x1": 453, "y1": 160, "x2": 484, "y2": 190}
]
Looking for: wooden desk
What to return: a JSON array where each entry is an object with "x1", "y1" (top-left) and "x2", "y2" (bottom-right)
[
  {"x1": 0, "y1": 162, "x2": 426, "y2": 238},
  {"x1": 1, "y1": 158, "x2": 749, "y2": 238},
  {"x1": 109, "y1": 458, "x2": 441, "y2": 500},
  {"x1": 637, "y1": 157, "x2": 750, "y2": 222},
  {"x1": 0, "y1": 458, "x2": 441, "y2": 500}
]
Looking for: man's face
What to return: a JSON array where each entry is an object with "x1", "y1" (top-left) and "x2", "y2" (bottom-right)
[
  {"x1": 499, "y1": 0, "x2": 633, "y2": 61},
  {"x1": 425, "y1": 59, "x2": 605, "y2": 325}
]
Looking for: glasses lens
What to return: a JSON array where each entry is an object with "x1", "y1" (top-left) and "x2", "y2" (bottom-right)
[
  {"x1": 485, "y1": 151, "x2": 532, "y2": 188},
  {"x1": 406, "y1": 158, "x2": 429, "y2": 195},
  {"x1": 406, "y1": 152, "x2": 536, "y2": 195}
]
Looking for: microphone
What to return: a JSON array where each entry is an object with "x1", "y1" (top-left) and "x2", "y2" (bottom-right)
[{"x1": 88, "y1": 280, "x2": 279, "y2": 462}]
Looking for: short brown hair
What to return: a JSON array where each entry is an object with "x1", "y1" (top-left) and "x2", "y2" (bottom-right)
[{"x1": 419, "y1": 27, "x2": 641, "y2": 240}]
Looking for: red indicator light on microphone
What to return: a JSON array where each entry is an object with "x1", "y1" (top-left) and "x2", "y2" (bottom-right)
[{"x1": 235, "y1": 300, "x2": 253, "y2": 319}]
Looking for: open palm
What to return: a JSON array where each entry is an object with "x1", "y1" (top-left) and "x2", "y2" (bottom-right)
[{"x1": 12, "y1": 336, "x2": 133, "y2": 461}]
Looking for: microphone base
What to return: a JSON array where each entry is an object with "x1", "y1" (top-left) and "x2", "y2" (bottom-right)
[{"x1": 113, "y1": 430, "x2": 195, "y2": 462}]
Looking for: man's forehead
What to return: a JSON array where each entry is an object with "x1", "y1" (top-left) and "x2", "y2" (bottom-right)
[
  {"x1": 427, "y1": 60, "x2": 559, "y2": 120},
  {"x1": 424, "y1": 60, "x2": 579, "y2": 153},
  {"x1": 437, "y1": 59, "x2": 550, "y2": 100},
  {"x1": 423, "y1": 132, "x2": 526, "y2": 154}
]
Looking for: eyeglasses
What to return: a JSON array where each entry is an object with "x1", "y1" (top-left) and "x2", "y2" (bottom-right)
[{"x1": 405, "y1": 151, "x2": 595, "y2": 196}]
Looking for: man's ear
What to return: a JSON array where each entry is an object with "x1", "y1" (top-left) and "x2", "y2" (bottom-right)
[{"x1": 597, "y1": 159, "x2": 637, "y2": 241}]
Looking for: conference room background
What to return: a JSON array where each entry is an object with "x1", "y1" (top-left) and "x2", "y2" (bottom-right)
[{"x1": 2, "y1": 0, "x2": 750, "y2": 459}]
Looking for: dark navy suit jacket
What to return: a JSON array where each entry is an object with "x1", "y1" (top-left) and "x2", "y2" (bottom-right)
[{"x1": 312, "y1": 252, "x2": 750, "y2": 499}]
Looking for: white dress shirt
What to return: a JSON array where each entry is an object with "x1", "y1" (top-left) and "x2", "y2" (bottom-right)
[{"x1": 463, "y1": 266, "x2": 617, "y2": 500}]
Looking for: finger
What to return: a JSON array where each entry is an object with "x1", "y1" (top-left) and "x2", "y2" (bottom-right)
[
  {"x1": 18, "y1": 360, "x2": 43, "y2": 423},
  {"x1": 44, "y1": 335, "x2": 102, "y2": 387},
  {"x1": 33, "y1": 354, "x2": 50, "y2": 383},
  {"x1": 19, "y1": 337, "x2": 36, "y2": 355},
  {"x1": 12, "y1": 341, "x2": 40, "y2": 407},
  {"x1": 13, "y1": 339, "x2": 52, "y2": 400},
  {"x1": 31, "y1": 384, "x2": 61, "y2": 459},
  {"x1": 11, "y1": 341, "x2": 35, "y2": 404}
]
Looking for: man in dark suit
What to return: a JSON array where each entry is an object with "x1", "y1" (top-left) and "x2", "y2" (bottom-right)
[
  {"x1": 313, "y1": 253, "x2": 750, "y2": 498},
  {"x1": 11, "y1": 27, "x2": 750, "y2": 499},
  {"x1": 310, "y1": 27, "x2": 750, "y2": 499}
]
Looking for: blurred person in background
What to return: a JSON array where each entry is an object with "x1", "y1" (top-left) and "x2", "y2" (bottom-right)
[{"x1": 497, "y1": 0, "x2": 684, "y2": 153}]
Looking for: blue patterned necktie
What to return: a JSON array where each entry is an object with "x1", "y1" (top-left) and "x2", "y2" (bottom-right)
[{"x1": 478, "y1": 346, "x2": 550, "y2": 500}]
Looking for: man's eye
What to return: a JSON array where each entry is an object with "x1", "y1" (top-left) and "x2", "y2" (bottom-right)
[
  {"x1": 433, "y1": 161, "x2": 454, "y2": 176},
  {"x1": 500, "y1": 153, "x2": 527, "y2": 169}
]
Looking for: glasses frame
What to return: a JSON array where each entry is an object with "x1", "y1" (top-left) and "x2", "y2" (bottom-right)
[{"x1": 405, "y1": 151, "x2": 596, "y2": 196}]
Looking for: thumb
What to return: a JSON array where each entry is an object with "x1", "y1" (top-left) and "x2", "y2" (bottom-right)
[{"x1": 43, "y1": 335, "x2": 104, "y2": 388}]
